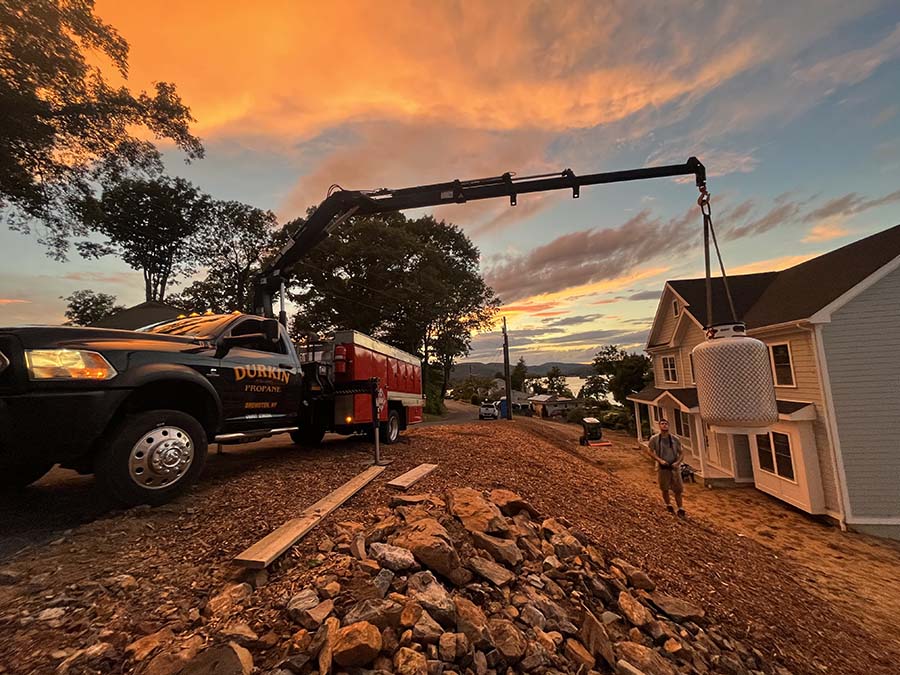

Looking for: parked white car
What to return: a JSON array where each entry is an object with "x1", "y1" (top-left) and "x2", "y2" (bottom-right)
[{"x1": 478, "y1": 402, "x2": 499, "y2": 419}]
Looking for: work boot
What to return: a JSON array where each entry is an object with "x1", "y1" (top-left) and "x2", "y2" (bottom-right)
[
  {"x1": 676, "y1": 508, "x2": 686, "y2": 518},
  {"x1": 666, "y1": 505, "x2": 675, "y2": 514}
]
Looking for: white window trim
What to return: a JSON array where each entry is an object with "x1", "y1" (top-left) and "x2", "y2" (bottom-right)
[
  {"x1": 755, "y1": 430, "x2": 798, "y2": 484},
  {"x1": 768, "y1": 342, "x2": 797, "y2": 388},
  {"x1": 662, "y1": 355, "x2": 678, "y2": 383}
]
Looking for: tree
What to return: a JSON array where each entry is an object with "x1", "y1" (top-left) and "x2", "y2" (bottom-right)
[
  {"x1": 172, "y1": 201, "x2": 278, "y2": 313},
  {"x1": 452, "y1": 375, "x2": 495, "y2": 403},
  {"x1": 589, "y1": 345, "x2": 652, "y2": 405},
  {"x1": 287, "y1": 212, "x2": 499, "y2": 403},
  {"x1": 77, "y1": 176, "x2": 212, "y2": 301},
  {"x1": 1, "y1": 0, "x2": 203, "y2": 258},
  {"x1": 544, "y1": 366, "x2": 574, "y2": 398},
  {"x1": 511, "y1": 357, "x2": 528, "y2": 392},
  {"x1": 61, "y1": 289, "x2": 124, "y2": 326}
]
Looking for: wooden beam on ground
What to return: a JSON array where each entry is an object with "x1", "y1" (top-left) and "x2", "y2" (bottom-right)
[
  {"x1": 234, "y1": 465, "x2": 385, "y2": 568},
  {"x1": 387, "y1": 463, "x2": 438, "y2": 491}
]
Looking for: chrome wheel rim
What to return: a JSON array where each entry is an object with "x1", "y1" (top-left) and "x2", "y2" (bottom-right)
[
  {"x1": 128, "y1": 426, "x2": 194, "y2": 490},
  {"x1": 388, "y1": 414, "x2": 399, "y2": 441}
]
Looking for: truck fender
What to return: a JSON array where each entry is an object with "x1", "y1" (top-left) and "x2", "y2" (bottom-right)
[{"x1": 114, "y1": 363, "x2": 223, "y2": 433}]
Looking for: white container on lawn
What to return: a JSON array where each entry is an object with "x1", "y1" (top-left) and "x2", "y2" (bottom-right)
[{"x1": 692, "y1": 323, "x2": 778, "y2": 428}]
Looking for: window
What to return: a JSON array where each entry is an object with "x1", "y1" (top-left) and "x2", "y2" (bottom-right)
[
  {"x1": 651, "y1": 406, "x2": 661, "y2": 422},
  {"x1": 689, "y1": 353, "x2": 695, "y2": 384},
  {"x1": 673, "y1": 300, "x2": 680, "y2": 317},
  {"x1": 769, "y1": 343, "x2": 795, "y2": 387},
  {"x1": 662, "y1": 356, "x2": 677, "y2": 382},
  {"x1": 673, "y1": 410, "x2": 692, "y2": 439},
  {"x1": 755, "y1": 431, "x2": 795, "y2": 480},
  {"x1": 230, "y1": 319, "x2": 288, "y2": 354}
]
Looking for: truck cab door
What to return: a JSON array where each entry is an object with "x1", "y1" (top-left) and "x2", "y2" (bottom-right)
[{"x1": 217, "y1": 318, "x2": 300, "y2": 431}]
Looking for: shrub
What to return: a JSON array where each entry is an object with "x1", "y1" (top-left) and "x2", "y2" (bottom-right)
[{"x1": 470, "y1": 394, "x2": 481, "y2": 406}]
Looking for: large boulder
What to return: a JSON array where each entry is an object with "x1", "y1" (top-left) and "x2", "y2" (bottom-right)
[
  {"x1": 489, "y1": 489, "x2": 540, "y2": 518},
  {"x1": 615, "y1": 641, "x2": 678, "y2": 675},
  {"x1": 448, "y1": 487, "x2": 509, "y2": 534},
  {"x1": 580, "y1": 609, "x2": 616, "y2": 669},
  {"x1": 470, "y1": 531, "x2": 523, "y2": 567},
  {"x1": 648, "y1": 592, "x2": 706, "y2": 622},
  {"x1": 370, "y1": 542, "x2": 418, "y2": 572},
  {"x1": 468, "y1": 556, "x2": 515, "y2": 586},
  {"x1": 179, "y1": 643, "x2": 252, "y2": 675},
  {"x1": 488, "y1": 619, "x2": 527, "y2": 663},
  {"x1": 454, "y1": 596, "x2": 493, "y2": 649},
  {"x1": 407, "y1": 572, "x2": 456, "y2": 627},
  {"x1": 394, "y1": 646, "x2": 428, "y2": 675},
  {"x1": 343, "y1": 598, "x2": 403, "y2": 629},
  {"x1": 393, "y1": 518, "x2": 467, "y2": 584},
  {"x1": 332, "y1": 621, "x2": 382, "y2": 667},
  {"x1": 285, "y1": 588, "x2": 320, "y2": 623},
  {"x1": 618, "y1": 591, "x2": 652, "y2": 627}
]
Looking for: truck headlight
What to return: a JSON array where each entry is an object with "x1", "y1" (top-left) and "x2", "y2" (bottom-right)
[{"x1": 25, "y1": 349, "x2": 117, "y2": 381}]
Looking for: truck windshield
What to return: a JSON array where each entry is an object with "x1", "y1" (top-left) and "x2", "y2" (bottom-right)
[{"x1": 140, "y1": 315, "x2": 235, "y2": 338}]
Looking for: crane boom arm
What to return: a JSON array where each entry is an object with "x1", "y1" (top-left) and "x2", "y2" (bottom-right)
[{"x1": 254, "y1": 156, "x2": 706, "y2": 319}]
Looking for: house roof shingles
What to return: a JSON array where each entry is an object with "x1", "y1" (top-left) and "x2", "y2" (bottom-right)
[{"x1": 665, "y1": 223, "x2": 900, "y2": 330}]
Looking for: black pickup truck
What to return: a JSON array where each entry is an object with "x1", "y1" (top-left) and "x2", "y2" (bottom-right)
[{"x1": 0, "y1": 313, "x2": 353, "y2": 506}]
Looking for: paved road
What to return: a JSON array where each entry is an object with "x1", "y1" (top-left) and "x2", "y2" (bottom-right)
[{"x1": 420, "y1": 399, "x2": 484, "y2": 426}]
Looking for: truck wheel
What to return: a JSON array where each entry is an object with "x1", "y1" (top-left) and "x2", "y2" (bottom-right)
[
  {"x1": 0, "y1": 460, "x2": 55, "y2": 489},
  {"x1": 380, "y1": 409, "x2": 401, "y2": 444},
  {"x1": 94, "y1": 410, "x2": 207, "y2": 507},
  {"x1": 290, "y1": 426, "x2": 326, "y2": 447}
]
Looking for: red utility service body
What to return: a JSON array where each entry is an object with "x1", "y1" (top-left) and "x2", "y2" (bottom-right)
[{"x1": 331, "y1": 330, "x2": 424, "y2": 429}]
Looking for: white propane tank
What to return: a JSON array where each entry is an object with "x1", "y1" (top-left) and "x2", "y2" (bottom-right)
[{"x1": 691, "y1": 323, "x2": 778, "y2": 428}]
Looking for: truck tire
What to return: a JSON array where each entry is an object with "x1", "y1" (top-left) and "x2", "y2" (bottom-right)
[
  {"x1": 380, "y1": 409, "x2": 401, "y2": 444},
  {"x1": 0, "y1": 460, "x2": 55, "y2": 489},
  {"x1": 94, "y1": 410, "x2": 207, "y2": 507},
  {"x1": 290, "y1": 426, "x2": 326, "y2": 447}
]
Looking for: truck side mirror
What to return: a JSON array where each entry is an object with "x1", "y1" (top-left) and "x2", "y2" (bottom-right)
[
  {"x1": 215, "y1": 332, "x2": 268, "y2": 358},
  {"x1": 261, "y1": 318, "x2": 280, "y2": 342}
]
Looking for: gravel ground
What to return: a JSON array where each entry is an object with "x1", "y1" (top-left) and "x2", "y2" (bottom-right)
[{"x1": 0, "y1": 421, "x2": 896, "y2": 674}]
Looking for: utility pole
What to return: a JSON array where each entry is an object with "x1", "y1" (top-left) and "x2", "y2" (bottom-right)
[{"x1": 502, "y1": 316, "x2": 513, "y2": 420}]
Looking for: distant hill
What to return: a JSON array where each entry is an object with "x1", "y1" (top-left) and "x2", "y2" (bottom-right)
[{"x1": 451, "y1": 361, "x2": 593, "y2": 381}]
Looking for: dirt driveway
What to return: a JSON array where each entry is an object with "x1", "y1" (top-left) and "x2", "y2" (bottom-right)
[{"x1": 1, "y1": 421, "x2": 898, "y2": 674}]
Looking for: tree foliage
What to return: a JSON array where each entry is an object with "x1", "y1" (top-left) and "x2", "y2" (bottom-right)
[
  {"x1": 542, "y1": 365, "x2": 574, "y2": 398},
  {"x1": 590, "y1": 344, "x2": 652, "y2": 405},
  {"x1": 61, "y1": 288, "x2": 124, "y2": 325},
  {"x1": 77, "y1": 176, "x2": 212, "y2": 302},
  {"x1": 172, "y1": 201, "x2": 278, "y2": 313},
  {"x1": 0, "y1": 0, "x2": 203, "y2": 258},
  {"x1": 510, "y1": 357, "x2": 528, "y2": 392},
  {"x1": 287, "y1": 212, "x2": 499, "y2": 401}
]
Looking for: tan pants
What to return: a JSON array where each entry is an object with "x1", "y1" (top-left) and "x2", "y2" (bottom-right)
[{"x1": 658, "y1": 466, "x2": 684, "y2": 494}]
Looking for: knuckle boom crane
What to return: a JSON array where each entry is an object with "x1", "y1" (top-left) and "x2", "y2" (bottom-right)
[{"x1": 253, "y1": 157, "x2": 707, "y2": 323}]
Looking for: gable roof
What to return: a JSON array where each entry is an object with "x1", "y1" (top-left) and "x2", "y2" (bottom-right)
[{"x1": 665, "y1": 223, "x2": 900, "y2": 330}]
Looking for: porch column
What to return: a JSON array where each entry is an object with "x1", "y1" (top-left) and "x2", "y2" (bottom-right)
[
  {"x1": 633, "y1": 401, "x2": 643, "y2": 443},
  {"x1": 694, "y1": 414, "x2": 709, "y2": 478}
]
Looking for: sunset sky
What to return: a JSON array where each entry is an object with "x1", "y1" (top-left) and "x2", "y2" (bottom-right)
[{"x1": 2, "y1": 1, "x2": 899, "y2": 365}]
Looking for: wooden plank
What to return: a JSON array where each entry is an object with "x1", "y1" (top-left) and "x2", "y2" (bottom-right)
[
  {"x1": 387, "y1": 463, "x2": 438, "y2": 490},
  {"x1": 235, "y1": 465, "x2": 385, "y2": 568}
]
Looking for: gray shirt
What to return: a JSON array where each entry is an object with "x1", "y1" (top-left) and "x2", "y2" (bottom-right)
[{"x1": 649, "y1": 433, "x2": 682, "y2": 465}]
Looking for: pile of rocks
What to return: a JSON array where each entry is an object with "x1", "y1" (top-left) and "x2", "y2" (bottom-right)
[{"x1": 245, "y1": 487, "x2": 773, "y2": 675}]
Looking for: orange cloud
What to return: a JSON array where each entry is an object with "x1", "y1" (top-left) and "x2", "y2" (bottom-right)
[
  {"x1": 0, "y1": 299, "x2": 30, "y2": 305},
  {"x1": 95, "y1": 2, "x2": 774, "y2": 142},
  {"x1": 728, "y1": 254, "x2": 819, "y2": 275},
  {"x1": 802, "y1": 223, "x2": 850, "y2": 243}
]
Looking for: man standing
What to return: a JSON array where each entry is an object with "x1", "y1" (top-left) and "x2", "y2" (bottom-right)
[{"x1": 648, "y1": 419, "x2": 685, "y2": 517}]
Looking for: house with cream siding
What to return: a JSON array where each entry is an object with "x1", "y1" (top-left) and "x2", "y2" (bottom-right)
[{"x1": 628, "y1": 224, "x2": 900, "y2": 539}]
